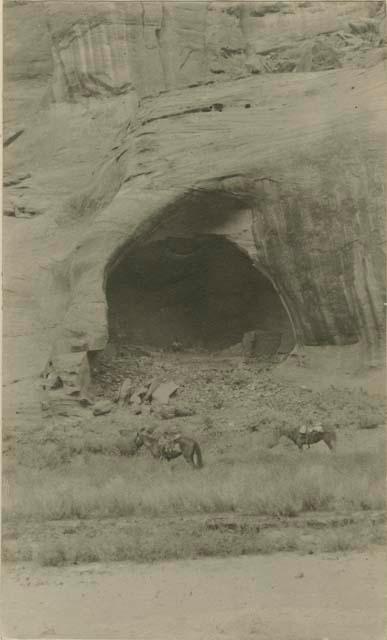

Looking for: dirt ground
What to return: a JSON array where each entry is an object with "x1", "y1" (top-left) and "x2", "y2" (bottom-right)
[{"x1": 2, "y1": 549, "x2": 386, "y2": 640}]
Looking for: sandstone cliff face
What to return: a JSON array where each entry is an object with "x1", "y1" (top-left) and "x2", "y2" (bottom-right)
[
  {"x1": 3, "y1": 1, "x2": 386, "y2": 420},
  {"x1": 41, "y1": 1, "x2": 385, "y2": 100},
  {"x1": 4, "y1": 1, "x2": 385, "y2": 115},
  {"x1": 61, "y1": 66, "x2": 385, "y2": 356}
]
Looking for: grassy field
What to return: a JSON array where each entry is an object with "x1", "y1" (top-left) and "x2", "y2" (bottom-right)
[
  {"x1": 3, "y1": 445, "x2": 385, "y2": 566},
  {"x1": 7, "y1": 449, "x2": 386, "y2": 522},
  {"x1": 3, "y1": 358, "x2": 386, "y2": 566},
  {"x1": 4, "y1": 513, "x2": 385, "y2": 567}
]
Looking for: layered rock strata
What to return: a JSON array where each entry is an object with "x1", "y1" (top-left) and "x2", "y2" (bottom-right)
[{"x1": 3, "y1": 1, "x2": 386, "y2": 421}]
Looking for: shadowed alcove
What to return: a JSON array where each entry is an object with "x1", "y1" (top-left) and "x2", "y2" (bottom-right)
[{"x1": 105, "y1": 234, "x2": 295, "y2": 357}]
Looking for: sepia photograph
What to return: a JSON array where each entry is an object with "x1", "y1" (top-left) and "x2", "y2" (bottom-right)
[{"x1": 1, "y1": 0, "x2": 386, "y2": 638}]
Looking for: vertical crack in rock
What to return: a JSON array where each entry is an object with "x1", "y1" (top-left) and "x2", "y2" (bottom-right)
[{"x1": 154, "y1": 2, "x2": 172, "y2": 91}]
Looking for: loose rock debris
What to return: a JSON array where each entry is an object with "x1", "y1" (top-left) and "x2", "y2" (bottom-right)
[
  {"x1": 151, "y1": 381, "x2": 179, "y2": 404},
  {"x1": 92, "y1": 400, "x2": 114, "y2": 416},
  {"x1": 115, "y1": 378, "x2": 133, "y2": 406},
  {"x1": 101, "y1": 378, "x2": 182, "y2": 418}
]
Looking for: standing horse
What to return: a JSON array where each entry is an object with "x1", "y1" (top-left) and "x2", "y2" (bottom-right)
[
  {"x1": 269, "y1": 424, "x2": 337, "y2": 452},
  {"x1": 134, "y1": 430, "x2": 203, "y2": 469}
]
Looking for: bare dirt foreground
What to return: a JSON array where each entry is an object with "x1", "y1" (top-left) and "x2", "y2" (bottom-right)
[{"x1": 2, "y1": 550, "x2": 386, "y2": 640}]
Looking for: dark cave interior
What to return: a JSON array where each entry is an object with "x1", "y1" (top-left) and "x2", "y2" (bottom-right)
[{"x1": 105, "y1": 235, "x2": 295, "y2": 356}]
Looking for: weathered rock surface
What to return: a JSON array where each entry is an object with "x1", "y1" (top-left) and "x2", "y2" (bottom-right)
[
  {"x1": 151, "y1": 381, "x2": 179, "y2": 405},
  {"x1": 3, "y1": 1, "x2": 386, "y2": 426},
  {"x1": 57, "y1": 65, "x2": 386, "y2": 360},
  {"x1": 115, "y1": 378, "x2": 133, "y2": 406},
  {"x1": 92, "y1": 400, "x2": 114, "y2": 416}
]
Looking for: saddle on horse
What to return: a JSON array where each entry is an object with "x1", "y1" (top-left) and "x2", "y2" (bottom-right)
[
  {"x1": 299, "y1": 423, "x2": 323, "y2": 434},
  {"x1": 299, "y1": 423, "x2": 324, "y2": 447},
  {"x1": 158, "y1": 433, "x2": 182, "y2": 459}
]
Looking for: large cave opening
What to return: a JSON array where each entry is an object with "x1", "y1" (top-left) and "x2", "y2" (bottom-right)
[{"x1": 105, "y1": 234, "x2": 295, "y2": 358}]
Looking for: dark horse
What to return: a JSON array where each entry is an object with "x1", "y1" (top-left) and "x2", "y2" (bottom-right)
[
  {"x1": 134, "y1": 430, "x2": 203, "y2": 469},
  {"x1": 269, "y1": 424, "x2": 337, "y2": 452}
]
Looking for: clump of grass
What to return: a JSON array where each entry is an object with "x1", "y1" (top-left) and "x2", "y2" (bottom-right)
[
  {"x1": 311, "y1": 387, "x2": 384, "y2": 430},
  {"x1": 17, "y1": 432, "x2": 139, "y2": 471},
  {"x1": 17, "y1": 442, "x2": 74, "y2": 469},
  {"x1": 357, "y1": 411, "x2": 383, "y2": 430},
  {"x1": 203, "y1": 415, "x2": 214, "y2": 430},
  {"x1": 229, "y1": 369, "x2": 251, "y2": 389},
  {"x1": 321, "y1": 530, "x2": 362, "y2": 554},
  {"x1": 211, "y1": 395, "x2": 224, "y2": 410},
  {"x1": 36, "y1": 542, "x2": 68, "y2": 567},
  {"x1": 1, "y1": 540, "x2": 17, "y2": 563}
]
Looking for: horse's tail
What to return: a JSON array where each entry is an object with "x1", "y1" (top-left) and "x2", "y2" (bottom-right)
[
  {"x1": 325, "y1": 429, "x2": 337, "y2": 451},
  {"x1": 192, "y1": 442, "x2": 203, "y2": 469}
]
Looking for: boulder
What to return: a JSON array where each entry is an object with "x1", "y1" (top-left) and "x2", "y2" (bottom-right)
[
  {"x1": 173, "y1": 404, "x2": 196, "y2": 418},
  {"x1": 129, "y1": 386, "x2": 149, "y2": 405},
  {"x1": 115, "y1": 378, "x2": 133, "y2": 406},
  {"x1": 93, "y1": 400, "x2": 114, "y2": 416},
  {"x1": 151, "y1": 381, "x2": 179, "y2": 405},
  {"x1": 46, "y1": 374, "x2": 63, "y2": 391},
  {"x1": 144, "y1": 378, "x2": 163, "y2": 402},
  {"x1": 156, "y1": 405, "x2": 177, "y2": 421},
  {"x1": 79, "y1": 396, "x2": 93, "y2": 407}
]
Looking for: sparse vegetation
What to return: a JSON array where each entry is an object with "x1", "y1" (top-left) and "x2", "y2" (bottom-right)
[
  {"x1": 4, "y1": 356, "x2": 385, "y2": 566},
  {"x1": 7, "y1": 450, "x2": 385, "y2": 524},
  {"x1": 4, "y1": 513, "x2": 385, "y2": 567},
  {"x1": 4, "y1": 445, "x2": 385, "y2": 566}
]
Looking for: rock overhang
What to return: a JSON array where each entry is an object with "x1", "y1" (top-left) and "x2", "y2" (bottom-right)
[
  {"x1": 54, "y1": 65, "x2": 384, "y2": 369},
  {"x1": 3, "y1": 1, "x2": 386, "y2": 416}
]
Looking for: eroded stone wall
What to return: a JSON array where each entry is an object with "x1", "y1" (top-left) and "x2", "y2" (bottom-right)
[
  {"x1": 58, "y1": 65, "x2": 385, "y2": 367},
  {"x1": 3, "y1": 1, "x2": 386, "y2": 420}
]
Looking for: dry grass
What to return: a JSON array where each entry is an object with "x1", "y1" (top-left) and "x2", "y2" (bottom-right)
[
  {"x1": 4, "y1": 515, "x2": 384, "y2": 567},
  {"x1": 6, "y1": 449, "x2": 385, "y2": 524},
  {"x1": 4, "y1": 365, "x2": 385, "y2": 566},
  {"x1": 4, "y1": 441, "x2": 385, "y2": 566}
]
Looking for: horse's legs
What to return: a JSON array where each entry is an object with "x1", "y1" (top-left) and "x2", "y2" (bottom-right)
[
  {"x1": 185, "y1": 452, "x2": 195, "y2": 468},
  {"x1": 180, "y1": 449, "x2": 195, "y2": 468}
]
